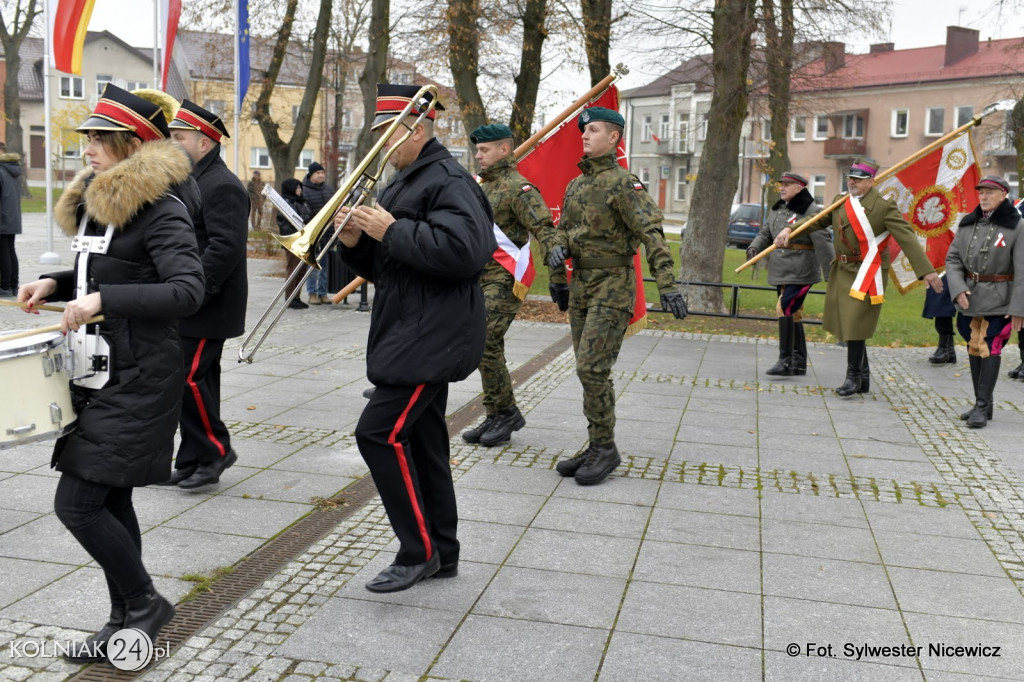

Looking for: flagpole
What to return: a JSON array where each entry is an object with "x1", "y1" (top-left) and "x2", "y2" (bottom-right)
[
  {"x1": 735, "y1": 99, "x2": 1018, "y2": 273},
  {"x1": 153, "y1": 0, "x2": 160, "y2": 88},
  {"x1": 233, "y1": 0, "x2": 240, "y2": 176},
  {"x1": 514, "y1": 69, "x2": 624, "y2": 161},
  {"x1": 40, "y1": 0, "x2": 59, "y2": 265}
]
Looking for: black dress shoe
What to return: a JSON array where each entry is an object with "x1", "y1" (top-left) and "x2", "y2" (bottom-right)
[
  {"x1": 433, "y1": 561, "x2": 458, "y2": 579},
  {"x1": 155, "y1": 466, "x2": 197, "y2": 486},
  {"x1": 178, "y1": 450, "x2": 237, "y2": 489},
  {"x1": 62, "y1": 605, "x2": 126, "y2": 663},
  {"x1": 365, "y1": 554, "x2": 440, "y2": 593}
]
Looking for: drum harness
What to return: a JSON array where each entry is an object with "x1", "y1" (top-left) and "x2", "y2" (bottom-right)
[{"x1": 69, "y1": 218, "x2": 113, "y2": 390}]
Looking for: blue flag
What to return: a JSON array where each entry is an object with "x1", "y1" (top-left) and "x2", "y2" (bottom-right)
[{"x1": 237, "y1": 1, "x2": 250, "y2": 108}]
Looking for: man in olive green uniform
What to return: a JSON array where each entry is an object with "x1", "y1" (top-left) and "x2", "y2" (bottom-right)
[
  {"x1": 776, "y1": 158, "x2": 942, "y2": 396},
  {"x1": 548, "y1": 106, "x2": 687, "y2": 486},
  {"x1": 462, "y1": 123, "x2": 568, "y2": 447}
]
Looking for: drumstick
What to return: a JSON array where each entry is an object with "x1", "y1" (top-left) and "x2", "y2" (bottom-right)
[
  {"x1": 0, "y1": 315, "x2": 106, "y2": 344},
  {"x1": 330, "y1": 277, "x2": 367, "y2": 305},
  {"x1": 0, "y1": 299, "x2": 65, "y2": 313}
]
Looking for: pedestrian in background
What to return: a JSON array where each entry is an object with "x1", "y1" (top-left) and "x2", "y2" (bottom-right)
[
  {"x1": 278, "y1": 177, "x2": 311, "y2": 309},
  {"x1": 745, "y1": 171, "x2": 833, "y2": 377},
  {"x1": 0, "y1": 141, "x2": 22, "y2": 298},
  {"x1": 246, "y1": 169, "x2": 265, "y2": 230},
  {"x1": 922, "y1": 274, "x2": 957, "y2": 365},
  {"x1": 548, "y1": 106, "x2": 687, "y2": 486},
  {"x1": 945, "y1": 175, "x2": 1024, "y2": 428},
  {"x1": 303, "y1": 161, "x2": 335, "y2": 305}
]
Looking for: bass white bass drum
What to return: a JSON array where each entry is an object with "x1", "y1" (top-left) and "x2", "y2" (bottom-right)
[{"x1": 0, "y1": 330, "x2": 76, "y2": 449}]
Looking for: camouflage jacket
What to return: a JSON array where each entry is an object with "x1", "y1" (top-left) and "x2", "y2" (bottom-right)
[
  {"x1": 479, "y1": 156, "x2": 565, "y2": 286},
  {"x1": 558, "y1": 151, "x2": 676, "y2": 312}
]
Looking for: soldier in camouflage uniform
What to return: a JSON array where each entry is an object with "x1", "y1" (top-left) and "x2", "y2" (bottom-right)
[
  {"x1": 461, "y1": 123, "x2": 568, "y2": 446},
  {"x1": 548, "y1": 107, "x2": 687, "y2": 486}
]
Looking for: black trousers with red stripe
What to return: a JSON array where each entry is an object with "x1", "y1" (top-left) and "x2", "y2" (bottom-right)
[
  {"x1": 176, "y1": 336, "x2": 232, "y2": 468},
  {"x1": 356, "y1": 382, "x2": 458, "y2": 567}
]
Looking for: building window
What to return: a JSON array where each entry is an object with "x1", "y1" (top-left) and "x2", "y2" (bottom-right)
[
  {"x1": 659, "y1": 114, "x2": 670, "y2": 141},
  {"x1": 956, "y1": 105, "x2": 974, "y2": 128},
  {"x1": 251, "y1": 102, "x2": 272, "y2": 118},
  {"x1": 342, "y1": 109, "x2": 353, "y2": 127},
  {"x1": 641, "y1": 115, "x2": 652, "y2": 142},
  {"x1": 1008, "y1": 172, "x2": 1019, "y2": 199},
  {"x1": 926, "y1": 107, "x2": 944, "y2": 136},
  {"x1": 204, "y1": 100, "x2": 226, "y2": 118},
  {"x1": 59, "y1": 76, "x2": 83, "y2": 99},
  {"x1": 292, "y1": 106, "x2": 301, "y2": 126},
  {"x1": 813, "y1": 115, "x2": 829, "y2": 140},
  {"x1": 675, "y1": 167, "x2": 687, "y2": 201},
  {"x1": 251, "y1": 147, "x2": 270, "y2": 168},
  {"x1": 811, "y1": 174, "x2": 827, "y2": 205},
  {"x1": 677, "y1": 114, "x2": 689, "y2": 152},
  {"x1": 760, "y1": 118, "x2": 771, "y2": 141},
  {"x1": 639, "y1": 167, "x2": 650, "y2": 186},
  {"x1": 96, "y1": 75, "x2": 112, "y2": 97},
  {"x1": 450, "y1": 118, "x2": 461, "y2": 136},
  {"x1": 891, "y1": 109, "x2": 909, "y2": 138},
  {"x1": 697, "y1": 114, "x2": 708, "y2": 141},
  {"x1": 126, "y1": 80, "x2": 147, "y2": 91},
  {"x1": 791, "y1": 116, "x2": 806, "y2": 141},
  {"x1": 841, "y1": 114, "x2": 864, "y2": 139},
  {"x1": 63, "y1": 142, "x2": 82, "y2": 158},
  {"x1": 296, "y1": 150, "x2": 314, "y2": 169}
]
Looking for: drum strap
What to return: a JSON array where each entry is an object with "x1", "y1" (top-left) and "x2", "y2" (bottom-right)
[{"x1": 69, "y1": 219, "x2": 114, "y2": 389}]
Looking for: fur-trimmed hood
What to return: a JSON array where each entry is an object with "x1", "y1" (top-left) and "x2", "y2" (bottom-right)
[
  {"x1": 55, "y1": 138, "x2": 193, "y2": 235},
  {"x1": 959, "y1": 198, "x2": 1021, "y2": 231},
  {"x1": 771, "y1": 188, "x2": 814, "y2": 214},
  {"x1": 0, "y1": 153, "x2": 21, "y2": 164}
]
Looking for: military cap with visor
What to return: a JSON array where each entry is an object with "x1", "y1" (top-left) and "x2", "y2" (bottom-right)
[
  {"x1": 847, "y1": 158, "x2": 880, "y2": 179},
  {"x1": 779, "y1": 171, "x2": 808, "y2": 187},
  {"x1": 169, "y1": 99, "x2": 230, "y2": 142},
  {"x1": 76, "y1": 83, "x2": 171, "y2": 142},
  {"x1": 371, "y1": 83, "x2": 444, "y2": 131},
  {"x1": 577, "y1": 106, "x2": 625, "y2": 131},
  {"x1": 975, "y1": 175, "x2": 1010, "y2": 193},
  {"x1": 470, "y1": 124, "x2": 514, "y2": 145}
]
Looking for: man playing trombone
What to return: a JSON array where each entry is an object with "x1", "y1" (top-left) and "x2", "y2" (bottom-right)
[{"x1": 333, "y1": 84, "x2": 496, "y2": 592}]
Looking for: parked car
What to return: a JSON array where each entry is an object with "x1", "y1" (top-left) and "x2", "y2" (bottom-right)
[{"x1": 726, "y1": 203, "x2": 763, "y2": 249}]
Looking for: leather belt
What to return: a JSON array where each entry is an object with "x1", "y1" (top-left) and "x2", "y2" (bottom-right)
[
  {"x1": 784, "y1": 243, "x2": 814, "y2": 251},
  {"x1": 966, "y1": 271, "x2": 1014, "y2": 283},
  {"x1": 837, "y1": 253, "x2": 863, "y2": 264},
  {"x1": 572, "y1": 254, "x2": 634, "y2": 269}
]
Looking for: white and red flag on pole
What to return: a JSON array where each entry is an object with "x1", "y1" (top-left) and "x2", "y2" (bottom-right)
[
  {"x1": 158, "y1": 0, "x2": 182, "y2": 91},
  {"x1": 877, "y1": 130, "x2": 981, "y2": 293},
  {"x1": 48, "y1": 0, "x2": 96, "y2": 74},
  {"x1": 492, "y1": 226, "x2": 536, "y2": 300},
  {"x1": 517, "y1": 85, "x2": 649, "y2": 335}
]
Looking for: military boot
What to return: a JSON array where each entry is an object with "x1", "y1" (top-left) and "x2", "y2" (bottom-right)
[
  {"x1": 479, "y1": 406, "x2": 526, "y2": 447},
  {"x1": 574, "y1": 442, "x2": 621, "y2": 486},
  {"x1": 766, "y1": 316, "x2": 795, "y2": 376},
  {"x1": 960, "y1": 355, "x2": 982, "y2": 421},
  {"x1": 1007, "y1": 344, "x2": 1024, "y2": 380},
  {"x1": 791, "y1": 322, "x2": 807, "y2": 376},
  {"x1": 462, "y1": 414, "x2": 498, "y2": 444},
  {"x1": 967, "y1": 356, "x2": 1001, "y2": 429},
  {"x1": 859, "y1": 349, "x2": 870, "y2": 393},
  {"x1": 556, "y1": 446, "x2": 591, "y2": 477},
  {"x1": 836, "y1": 341, "x2": 865, "y2": 397},
  {"x1": 928, "y1": 333, "x2": 957, "y2": 364}
]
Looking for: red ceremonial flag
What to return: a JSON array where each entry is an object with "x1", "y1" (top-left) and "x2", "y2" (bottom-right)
[
  {"x1": 877, "y1": 130, "x2": 981, "y2": 293},
  {"x1": 159, "y1": 0, "x2": 182, "y2": 91},
  {"x1": 518, "y1": 85, "x2": 649, "y2": 335},
  {"x1": 48, "y1": 0, "x2": 96, "y2": 75}
]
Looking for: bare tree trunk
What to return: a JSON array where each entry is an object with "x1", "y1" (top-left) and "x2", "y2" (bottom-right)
[
  {"x1": 253, "y1": 0, "x2": 333, "y2": 187},
  {"x1": 1013, "y1": 98, "x2": 1024, "y2": 190},
  {"x1": 357, "y1": 0, "x2": 389, "y2": 161},
  {"x1": 509, "y1": 0, "x2": 548, "y2": 140},
  {"x1": 581, "y1": 0, "x2": 611, "y2": 86},
  {"x1": 0, "y1": 0, "x2": 41, "y2": 197},
  {"x1": 762, "y1": 0, "x2": 794, "y2": 196},
  {"x1": 447, "y1": 0, "x2": 487, "y2": 145},
  {"x1": 680, "y1": 0, "x2": 758, "y2": 313}
]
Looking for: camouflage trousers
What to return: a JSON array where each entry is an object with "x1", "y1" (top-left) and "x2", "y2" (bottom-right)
[
  {"x1": 569, "y1": 305, "x2": 630, "y2": 444},
  {"x1": 480, "y1": 284, "x2": 523, "y2": 415}
]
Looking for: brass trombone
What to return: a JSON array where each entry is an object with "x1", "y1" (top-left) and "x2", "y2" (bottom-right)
[{"x1": 237, "y1": 84, "x2": 440, "y2": 363}]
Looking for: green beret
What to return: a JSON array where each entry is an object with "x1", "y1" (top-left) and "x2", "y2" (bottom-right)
[
  {"x1": 470, "y1": 123, "x2": 514, "y2": 145},
  {"x1": 578, "y1": 106, "x2": 624, "y2": 131}
]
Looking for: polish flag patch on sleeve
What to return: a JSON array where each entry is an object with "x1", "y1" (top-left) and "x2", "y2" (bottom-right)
[
  {"x1": 632, "y1": 181, "x2": 644, "y2": 191},
  {"x1": 521, "y1": 184, "x2": 533, "y2": 193}
]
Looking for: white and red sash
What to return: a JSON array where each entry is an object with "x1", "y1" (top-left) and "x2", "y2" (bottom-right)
[
  {"x1": 492, "y1": 223, "x2": 535, "y2": 300},
  {"x1": 845, "y1": 196, "x2": 890, "y2": 304}
]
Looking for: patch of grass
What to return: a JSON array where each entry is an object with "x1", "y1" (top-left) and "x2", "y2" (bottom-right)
[
  {"x1": 179, "y1": 566, "x2": 234, "y2": 602},
  {"x1": 528, "y1": 235, "x2": 935, "y2": 347},
  {"x1": 20, "y1": 187, "x2": 64, "y2": 213}
]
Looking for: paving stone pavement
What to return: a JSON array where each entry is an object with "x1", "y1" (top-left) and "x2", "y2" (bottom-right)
[{"x1": 3, "y1": 215, "x2": 1024, "y2": 680}]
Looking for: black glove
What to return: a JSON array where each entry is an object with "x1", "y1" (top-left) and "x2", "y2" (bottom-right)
[
  {"x1": 745, "y1": 246, "x2": 758, "y2": 261},
  {"x1": 549, "y1": 282, "x2": 569, "y2": 311},
  {"x1": 548, "y1": 244, "x2": 570, "y2": 269},
  {"x1": 661, "y1": 291, "x2": 688, "y2": 319}
]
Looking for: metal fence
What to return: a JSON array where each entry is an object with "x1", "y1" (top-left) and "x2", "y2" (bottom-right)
[{"x1": 648, "y1": 279, "x2": 825, "y2": 325}]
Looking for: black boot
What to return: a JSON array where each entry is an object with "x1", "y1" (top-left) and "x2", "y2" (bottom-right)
[
  {"x1": 574, "y1": 442, "x2": 621, "y2": 486},
  {"x1": 928, "y1": 333, "x2": 957, "y2": 364},
  {"x1": 766, "y1": 316, "x2": 795, "y2": 376},
  {"x1": 1008, "y1": 344, "x2": 1024, "y2": 379},
  {"x1": 123, "y1": 590, "x2": 175, "y2": 643},
  {"x1": 859, "y1": 349, "x2": 870, "y2": 393},
  {"x1": 62, "y1": 604, "x2": 126, "y2": 663},
  {"x1": 462, "y1": 414, "x2": 498, "y2": 444},
  {"x1": 555, "y1": 445, "x2": 591, "y2": 477},
  {"x1": 967, "y1": 356, "x2": 1000, "y2": 428},
  {"x1": 836, "y1": 341, "x2": 865, "y2": 397},
  {"x1": 791, "y1": 322, "x2": 807, "y2": 376},
  {"x1": 479, "y1": 406, "x2": 526, "y2": 446},
  {"x1": 960, "y1": 355, "x2": 983, "y2": 420}
]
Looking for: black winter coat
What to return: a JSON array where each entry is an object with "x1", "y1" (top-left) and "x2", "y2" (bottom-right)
[
  {"x1": 340, "y1": 138, "x2": 496, "y2": 386},
  {"x1": 50, "y1": 139, "x2": 205, "y2": 487},
  {"x1": 276, "y1": 193, "x2": 310, "y2": 237},
  {"x1": 0, "y1": 153, "x2": 22, "y2": 235},
  {"x1": 301, "y1": 174, "x2": 335, "y2": 218},
  {"x1": 178, "y1": 147, "x2": 249, "y2": 339}
]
